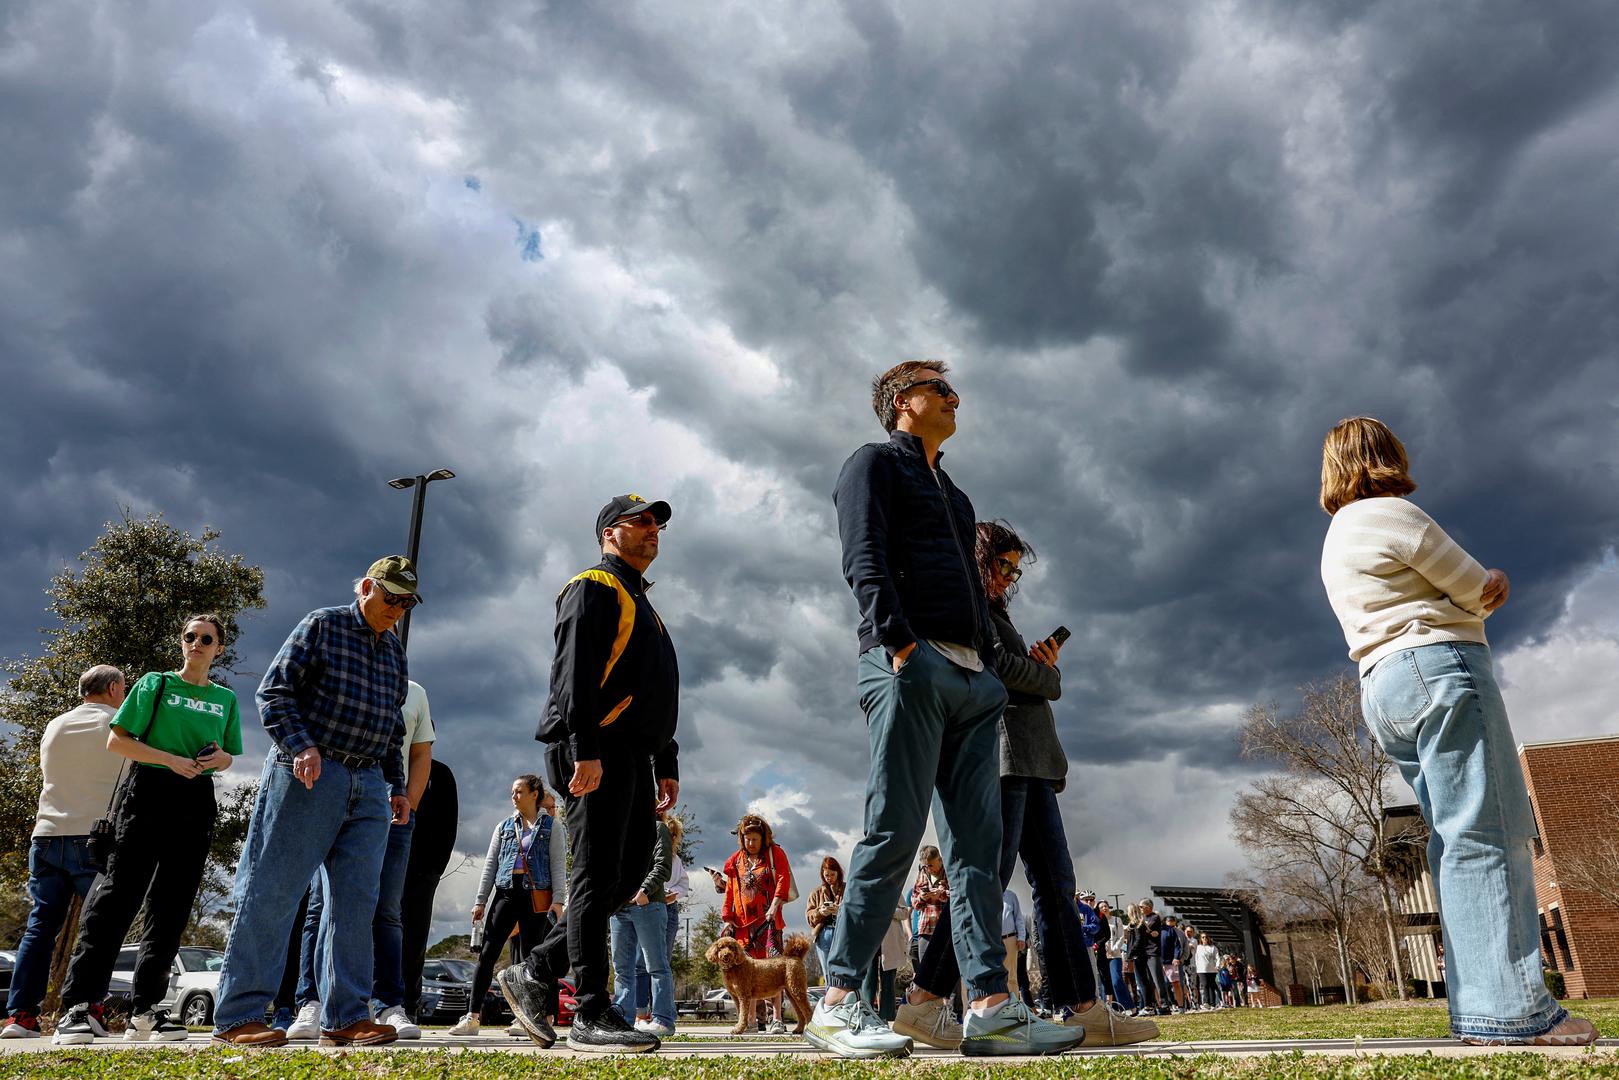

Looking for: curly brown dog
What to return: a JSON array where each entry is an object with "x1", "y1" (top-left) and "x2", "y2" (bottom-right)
[{"x1": 704, "y1": 933, "x2": 814, "y2": 1035}]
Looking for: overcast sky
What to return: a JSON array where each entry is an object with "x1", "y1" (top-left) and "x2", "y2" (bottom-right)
[{"x1": 3, "y1": 0, "x2": 1617, "y2": 945}]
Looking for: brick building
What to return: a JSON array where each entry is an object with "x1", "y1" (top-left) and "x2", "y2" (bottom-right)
[
  {"x1": 1520, "y1": 734, "x2": 1619, "y2": 999},
  {"x1": 1383, "y1": 733, "x2": 1619, "y2": 1000}
]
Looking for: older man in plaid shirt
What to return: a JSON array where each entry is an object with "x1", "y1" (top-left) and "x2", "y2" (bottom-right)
[{"x1": 212, "y1": 557, "x2": 417, "y2": 1047}]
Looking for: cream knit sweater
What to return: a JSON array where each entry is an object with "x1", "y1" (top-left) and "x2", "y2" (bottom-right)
[{"x1": 1320, "y1": 497, "x2": 1492, "y2": 674}]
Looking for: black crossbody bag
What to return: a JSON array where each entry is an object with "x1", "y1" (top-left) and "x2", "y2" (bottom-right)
[{"x1": 86, "y1": 674, "x2": 166, "y2": 872}]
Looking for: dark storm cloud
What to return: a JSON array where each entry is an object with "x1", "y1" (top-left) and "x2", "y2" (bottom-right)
[{"x1": 4, "y1": 0, "x2": 1619, "y2": 918}]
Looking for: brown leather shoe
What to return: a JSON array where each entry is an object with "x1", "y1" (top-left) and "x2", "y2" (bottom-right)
[
  {"x1": 212, "y1": 1022, "x2": 289, "y2": 1047},
  {"x1": 320, "y1": 1019, "x2": 398, "y2": 1046}
]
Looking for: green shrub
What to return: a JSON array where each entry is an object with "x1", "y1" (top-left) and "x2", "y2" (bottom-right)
[{"x1": 1545, "y1": 968, "x2": 1567, "y2": 998}]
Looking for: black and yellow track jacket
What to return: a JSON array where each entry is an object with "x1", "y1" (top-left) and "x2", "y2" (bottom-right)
[{"x1": 537, "y1": 552, "x2": 680, "y2": 781}]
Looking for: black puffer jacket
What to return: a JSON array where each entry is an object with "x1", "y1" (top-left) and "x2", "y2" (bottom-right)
[{"x1": 834, "y1": 431, "x2": 994, "y2": 661}]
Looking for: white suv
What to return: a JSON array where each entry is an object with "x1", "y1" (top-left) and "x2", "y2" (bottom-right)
[{"x1": 111, "y1": 945, "x2": 224, "y2": 1026}]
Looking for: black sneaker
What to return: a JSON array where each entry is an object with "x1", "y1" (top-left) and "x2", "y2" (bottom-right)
[
  {"x1": 496, "y1": 965, "x2": 557, "y2": 1048},
  {"x1": 567, "y1": 1007, "x2": 659, "y2": 1054},
  {"x1": 51, "y1": 1005, "x2": 96, "y2": 1045},
  {"x1": 126, "y1": 1008, "x2": 188, "y2": 1042}
]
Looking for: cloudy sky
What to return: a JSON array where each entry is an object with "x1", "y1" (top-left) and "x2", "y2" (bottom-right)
[{"x1": 3, "y1": 0, "x2": 1617, "y2": 944}]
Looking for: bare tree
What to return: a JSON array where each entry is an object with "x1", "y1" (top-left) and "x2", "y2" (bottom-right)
[
  {"x1": 1239, "y1": 673, "x2": 1421, "y2": 999},
  {"x1": 1551, "y1": 790, "x2": 1619, "y2": 912},
  {"x1": 1231, "y1": 781, "x2": 1367, "y2": 1002}
]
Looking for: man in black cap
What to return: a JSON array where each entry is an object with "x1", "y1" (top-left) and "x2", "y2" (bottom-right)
[{"x1": 500, "y1": 495, "x2": 680, "y2": 1054}]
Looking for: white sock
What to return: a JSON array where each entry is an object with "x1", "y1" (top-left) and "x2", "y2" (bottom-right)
[{"x1": 969, "y1": 1000, "x2": 1008, "y2": 1019}]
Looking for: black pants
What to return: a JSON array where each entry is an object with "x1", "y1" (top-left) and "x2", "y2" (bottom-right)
[
  {"x1": 526, "y1": 745, "x2": 653, "y2": 1023},
  {"x1": 273, "y1": 889, "x2": 311, "y2": 1012},
  {"x1": 1199, "y1": 971, "x2": 1218, "y2": 1005},
  {"x1": 402, "y1": 760, "x2": 458, "y2": 1017},
  {"x1": 1146, "y1": 955, "x2": 1169, "y2": 1010},
  {"x1": 472, "y1": 886, "x2": 553, "y2": 1009},
  {"x1": 62, "y1": 767, "x2": 216, "y2": 1012}
]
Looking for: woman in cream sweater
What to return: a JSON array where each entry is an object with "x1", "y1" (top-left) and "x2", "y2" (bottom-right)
[{"x1": 1318, "y1": 417, "x2": 1593, "y2": 1047}]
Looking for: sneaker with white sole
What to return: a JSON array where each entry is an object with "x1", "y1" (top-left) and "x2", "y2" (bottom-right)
[
  {"x1": 52, "y1": 1004, "x2": 97, "y2": 1045},
  {"x1": 892, "y1": 995, "x2": 961, "y2": 1049},
  {"x1": 2, "y1": 1011, "x2": 42, "y2": 1039},
  {"x1": 376, "y1": 1004, "x2": 421, "y2": 1039},
  {"x1": 447, "y1": 1013, "x2": 479, "y2": 1036},
  {"x1": 286, "y1": 1001, "x2": 321, "y2": 1040},
  {"x1": 767, "y1": 1019, "x2": 787, "y2": 1035},
  {"x1": 635, "y1": 1019, "x2": 676, "y2": 1037},
  {"x1": 506, "y1": 1021, "x2": 525, "y2": 1037},
  {"x1": 804, "y1": 994, "x2": 912, "y2": 1059},
  {"x1": 125, "y1": 1008, "x2": 188, "y2": 1042},
  {"x1": 960, "y1": 997, "x2": 1085, "y2": 1057},
  {"x1": 1061, "y1": 1001, "x2": 1158, "y2": 1046}
]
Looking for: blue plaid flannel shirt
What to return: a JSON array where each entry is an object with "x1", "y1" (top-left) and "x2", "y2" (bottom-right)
[{"x1": 257, "y1": 601, "x2": 408, "y2": 794}]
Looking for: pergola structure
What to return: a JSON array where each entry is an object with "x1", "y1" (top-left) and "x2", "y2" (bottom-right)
[{"x1": 1149, "y1": 885, "x2": 1274, "y2": 986}]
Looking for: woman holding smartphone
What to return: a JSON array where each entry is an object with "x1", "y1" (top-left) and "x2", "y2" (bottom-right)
[{"x1": 53, "y1": 614, "x2": 242, "y2": 1045}]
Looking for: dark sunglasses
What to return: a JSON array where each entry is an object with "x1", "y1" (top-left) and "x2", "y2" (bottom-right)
[
  {"x1": 993, "y1": 557, "x2": 1023, "y2": 583},
  {"x1": 611, "y1": 513, "x2": 665, "y2": 531},
  {"x1": 378, "y1": 590, "x2": 420, "y2": 610},
  {"x1": 183, "y1": 631, "x2": 216, "y2": 646},
  {"x1": 902, "y1": 377, "x2": 958, "y2": 401}
]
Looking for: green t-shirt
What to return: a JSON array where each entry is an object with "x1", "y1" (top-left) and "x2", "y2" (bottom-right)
[{"x1": 112, "y1": 671, "x2": 244, "y2": 773}]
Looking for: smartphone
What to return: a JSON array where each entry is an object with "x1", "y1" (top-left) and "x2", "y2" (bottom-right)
[
  {"x1": 1048, "y1": 626, "x2": 1071, "y2": 647},
  {"x1": 703, "y1": 865, "x2": 722, "y2": 876},
  {"x1": 195, "y1": 741, "x2": 220, "y2": 760}
]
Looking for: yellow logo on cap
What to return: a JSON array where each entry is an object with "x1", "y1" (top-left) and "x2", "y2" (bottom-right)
[{"x1": 626, "y1": 493, "x2": 644, "y2": 503}]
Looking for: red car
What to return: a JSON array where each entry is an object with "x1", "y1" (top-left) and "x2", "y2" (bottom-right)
[{"x1": 556, "y1": 979, "x2": 578, "y2": 1026}]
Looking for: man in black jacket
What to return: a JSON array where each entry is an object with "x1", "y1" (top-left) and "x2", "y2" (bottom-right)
[
  {"x1": 807, "y1": 361, "x2": 1083, "y2": 1059},
  {"x1": 499, "y1": 494, "x2": 680, "y2": 1054}
]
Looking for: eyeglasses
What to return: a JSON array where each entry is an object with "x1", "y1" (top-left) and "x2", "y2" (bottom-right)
[
  {"x1": 374, "y1": 584, "x2": 421, "y2": 610},
  {"x1": 993, "y1": 558, "x2": 1023, "y2": 583},
  {"x1": 901, "y1": 377, "x2": 958, "y2": 401},
  {"x1": 183, "y1": 631, "x2": 216, "y2": 646}
]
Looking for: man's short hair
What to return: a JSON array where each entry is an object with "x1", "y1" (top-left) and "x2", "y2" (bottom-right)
[
  {"x1": 79, "y1": 665, "x2": 124, "y2": 698},
  {"x1": 918, "y1": 844, "x2": 941, "y2": 864},
  {"x1": 871, "y1": 360, "x2": 950, "y2": 433}
]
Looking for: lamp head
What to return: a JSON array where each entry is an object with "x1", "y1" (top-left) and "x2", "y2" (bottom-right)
[
  {"x1": 425, "y1": 468, "x2": 456, "y2": 482},
  {"x1": 387, "y1": 477, "x2": 417, "y2": 490}
]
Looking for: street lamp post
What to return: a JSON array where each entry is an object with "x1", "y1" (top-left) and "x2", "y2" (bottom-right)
[{"x1": 387, "y1": 468, "x2": 455, "y2": 651}]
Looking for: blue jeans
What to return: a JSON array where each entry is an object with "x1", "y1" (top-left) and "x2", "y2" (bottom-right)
[
  {"x1": 999, "y1": 777, "x2": 1096, "y2": 1008},
  {"x1": 297, "y1": 873, "x2": 324, "y2": 1005},
  {"x1": 7, "y1": 836, "x2": 100, "y2": 1016},
  {"x1": 371, "y1": 813, "x2": 415, "y2": 1007},
  {"x1": 1360, "y1": 642, "x2": 1565, "y2": 1040},
  {"x1": 826, "y1": 643, "x2": 1009, "y2": 999},
  {"x1": 611, "y1": 902, "x2": 673, "y2": 1027},
  {"x1": 814, "y1": 922, "x2": 836, "y2": 987},
  {"x1": 634, "y1": 902, "x2": 680, "y2": 1016},
  {"x1": 1108, "y1": 957, "x2": 1135, "y2": 1010},
  {"x1": 214, "y1": 752, "x2": 391, "y2": 1034}
]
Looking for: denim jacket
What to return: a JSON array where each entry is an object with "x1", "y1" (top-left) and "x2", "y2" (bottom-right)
[{"x1": 477, "y1": 811, "x2": 567, "y2": 906}]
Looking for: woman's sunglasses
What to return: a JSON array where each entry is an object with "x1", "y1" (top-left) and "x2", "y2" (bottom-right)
[
  {"x1": 183, "y1": 631, "x2": 216, "y2": 646},
  {"x1": 994, "y1": 558, "x2": 1023, "y2": 583}
]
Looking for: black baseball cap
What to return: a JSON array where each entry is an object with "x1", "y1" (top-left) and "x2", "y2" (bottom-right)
[{"x1": 596, "y1": 494, "x2": 672, "y2": 542}]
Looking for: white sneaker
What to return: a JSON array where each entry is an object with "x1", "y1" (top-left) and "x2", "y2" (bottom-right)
[
  {"x1": 892, "y1": 995, "x2": 961, "y2": 1049},
  {"x1": 377, "y1": 1004, "x2": 421, "y2": 1039},
  {"x1": 286, "y1": 1002, "x2": 321, "y2": 1040},
  {"x1": 506, "y1": 1021, "x2": 525, "y2": 1037},
  {"x1": 636, "y1": 1019, "x2": 676, "y2": 1037},
  {"x1": 767, "y1": 1019, "x2": 787, "y2": 1035},
  {"x1": 447, "y1": 1013, "x2": 479, "y2": 1036},
  {"x1": 804, "y1": 995, "x2": 912, "y2": 1059}
]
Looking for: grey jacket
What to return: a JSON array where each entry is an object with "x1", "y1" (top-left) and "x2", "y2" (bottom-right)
[
  {"x1": 990, "y1": 604, "x2": 1067, "y2": 789},
  {"x1": 640, "y1": 819, "x2": 674, "y2": 904}
]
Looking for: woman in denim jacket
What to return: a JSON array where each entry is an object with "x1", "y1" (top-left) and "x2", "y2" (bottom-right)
[
  {"x1": 1319, "y1": 417, "x2": 1594, "y2": 1047},
  {"x1": 450, "y1": 774, "x2": 568, "y2": 1036}
]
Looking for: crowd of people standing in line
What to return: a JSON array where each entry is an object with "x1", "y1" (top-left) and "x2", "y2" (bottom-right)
[{"x1": 1, "y1": 362, "x2": 1598, "y2": 1053}]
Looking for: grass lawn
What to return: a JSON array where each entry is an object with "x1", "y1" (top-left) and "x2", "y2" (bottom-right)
[{"x1": 15, "y1": 1002, "x2": 1618, "y2": 1079}]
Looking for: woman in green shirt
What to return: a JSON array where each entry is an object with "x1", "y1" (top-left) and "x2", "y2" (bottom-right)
[{"x1": 53, "y1": 614, "x2": 243, "y2": 1046}]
